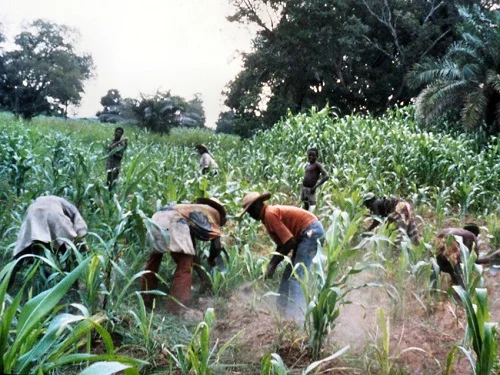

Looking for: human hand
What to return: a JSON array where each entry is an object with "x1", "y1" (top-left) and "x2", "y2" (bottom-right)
[
  {"x1": 207, "y1": 256, "x2": 216, "y2": 268},
  {"x1": 265, "y1": 263, "x2": 277, "y2": 279}
]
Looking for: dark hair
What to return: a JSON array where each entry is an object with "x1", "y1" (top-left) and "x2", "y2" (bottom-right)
[
  {"x1": 463, "y1": 224, "x2": 480, "y2": 237},
  {"x1": 307, "y1": 148, "x2": 319, "y2": 156},
  {"x1": 115, "y1": 127, "x2": 124, "y2": 133}
]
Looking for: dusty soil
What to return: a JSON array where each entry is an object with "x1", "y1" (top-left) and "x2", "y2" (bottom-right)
[{"x1": 181, "y1": 266, "x2": 500, "y2": 374}]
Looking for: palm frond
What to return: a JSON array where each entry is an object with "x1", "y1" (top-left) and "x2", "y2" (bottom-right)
[
  {"x1": 486, "y1": 72, "x2": 500, "y2": 93},
  {"x1": 447, "y1": 41, "x2": 483, "y2": 62},
  {"x1": 408, "y1": 60, "x2": 461, "y2": 88},
  {"x1": 415, "y1": 80, "x2": 468, "y2": 123},
  {"x1": 461, "y1": 88, "x2": 487, "y2": 130},
  {"x1": 460, "y1": 33, "x2": 484, "y2": 50},
  {"x1": 462, "y1": 63, "x2": 483, "y2": 81}
]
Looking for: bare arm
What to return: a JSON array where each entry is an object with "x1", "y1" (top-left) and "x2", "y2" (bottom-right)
[
  {"x1": 208, "y1": 237, "x2": 224, "y2": 267},
  {"x1": 108, "y1": 138, "x2": 128, "y2": 152},
  {"x1": 312, "y1": 163, "x2": 329, "y2": 191},
  {"x1": 265, "y1": 238, "x2": 297, "y2": 279},
  {"x1": 367, "y1": 220, "x2": 380, "y2": 231}
]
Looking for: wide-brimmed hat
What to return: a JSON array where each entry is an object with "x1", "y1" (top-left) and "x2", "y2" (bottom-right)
[
  {"x1": 196, "y1": 197, "x2": 227, "y2": 226},
  {"x1": 363, "y1": 192, "x2": 376, "y2": 202},
  {"x1": 196, "y1": 144, "x2": 209, "y2": 153},
  {"x1": 235, "y1": 192, "x2": 271, "y2": 219}
]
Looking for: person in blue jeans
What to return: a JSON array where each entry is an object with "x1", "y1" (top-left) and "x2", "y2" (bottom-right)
[{"x1": 236, "y1": 192, "x2": 325, "y2": 320}]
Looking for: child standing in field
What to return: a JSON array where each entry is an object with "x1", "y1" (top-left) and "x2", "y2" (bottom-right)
[{"x1": 301, "y1": 148, "x2": 329, "y2": 211}]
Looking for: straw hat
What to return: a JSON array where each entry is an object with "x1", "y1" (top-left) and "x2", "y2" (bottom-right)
[
  {"x1": 235, "y1": 192, "x2": 271, "y2": 219},
  {"x1": 196, "y1": 144, "x2": 209, "y2": 153},
  {"x1": 196, "y1": 197, "x2": 227, "y2": 226}
]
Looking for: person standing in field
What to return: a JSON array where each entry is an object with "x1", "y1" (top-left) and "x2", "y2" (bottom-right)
[
  {"x1": 10, "y1": 196, "x2": 88, "y2": 288},
  {"x1": 236, "y1": 192, "x2": 325, "y2": 321},
  {"x1": 106, "y1": 127, "x2": 128, "y2": 191},
  {"x1": 363, "y1": 193, "x2": 420, "y2": 246},
  {"x1": 301, "y1": 148, "x2": 329, "y2": 211},
  {"x1": 141, "y1": 197, "x2": 227, "y2": 313},
  {"x1": 196, "y1": 144, "x2": 218, "y2": 175}
]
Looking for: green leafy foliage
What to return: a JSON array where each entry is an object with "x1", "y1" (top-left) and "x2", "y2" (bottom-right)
[
  {"x1": 0, "y1": 257, "x2": 144, "y2": 374},
  {"x1": 0, "y1": 19, "x2": 94, "y2": 119},
  {"x1": 222, "y1": 0, "x2": 484, "y2": 136},
  {"x1": 165, "y1": 308, "x2": 241, "y2": 374},
  {"x1": 0, "y1": 103, "x2": 498, "y2": 372},
  {"x1": 409, "y1": 5, "x2": 500, "y2": 134},
  {"x1": 302, "y1": 207, "x2": 363, "y2": 359}
]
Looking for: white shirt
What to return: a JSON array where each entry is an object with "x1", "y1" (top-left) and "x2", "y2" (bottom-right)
[
  {"x1": 199, "y1": 153, "x2": 219, "y2": 170},
  {"x1": 14, "y1": 196, "x2": 88, "y2": 257}
]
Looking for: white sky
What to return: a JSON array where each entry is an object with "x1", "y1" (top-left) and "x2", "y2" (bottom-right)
[{"x1": 0, "y1": 0, "x2": 255, "y2": 128}]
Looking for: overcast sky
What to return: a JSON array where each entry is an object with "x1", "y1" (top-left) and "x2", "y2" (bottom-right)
[{"x1": 0, "y1": 0, "x2": 255, "y2": 127}]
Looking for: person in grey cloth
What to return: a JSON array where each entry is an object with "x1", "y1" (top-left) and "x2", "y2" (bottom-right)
[{"x1": 9, "y1": 196, "x2": 88, "y2": 288}]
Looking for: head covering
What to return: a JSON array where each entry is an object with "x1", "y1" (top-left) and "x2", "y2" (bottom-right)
[
  {"x1": 235, "y1": 192, "x2": 271, "y2": 219},
  {"x1": 196, "y1": 144, "x2": 209, "y2": 153},
  {"x1": 363, "y1": 192, "x2": 376, "y2": 202},
  {"x1": 463, "y1": 223, "x2": 480, "y2": 237},
  {"x1": 196, "y1": 197, "x2": 227, "y2": 226}
]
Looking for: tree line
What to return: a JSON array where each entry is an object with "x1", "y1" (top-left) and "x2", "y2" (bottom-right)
[
  {"x1": 216, "y1": 1, "x2": 499, "y2": 137},
  {"x1": 0, "y1": 19, "x2": 206, "y2": 134},
  {"x1": 1, "y1": 4, "x2": 497, "y2": 138},
  {"x1": 97, "y1": 89, "x2": 206, "y2": 134},
  {"x1": 0, "y1": 20, "x2": 93, "y2": 120}
]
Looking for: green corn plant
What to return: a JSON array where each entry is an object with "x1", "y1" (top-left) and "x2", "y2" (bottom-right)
[
  {"x1": 127, "y1": 293, "x2": 156, "y2": 355},
  {"x1": 457, "y1": 237, "x2": 484, "y2": 295},
  {"x1": 446, "y1": 241, "x2": 497, "y2": 375},
  {"x1": 367, "y1": 308, "x2": 438, "y2": 375},
  {"x1": 374, "y1": 309, "x2": 392, "y2": 375},
  {"x1": 449, "y1": 287, "x2": 498, "y2": 375},
  {"x1": 260, "y1": 353, "x2": 288, "y2": 375},
  {"x1": 165, "y1": 308, "x2": 242, "y2": 375},
  {"x1": 0, "y1": 257, "x2": 145, "y2": 374},
  {"x1": 202, "y1": 245, "x2": 265, "y2": 297},
  {"x1": 1, "y1": 100, "x2": 500, "y2": 373},
  {"x1": 301, "y1": 208, "x2": 364, "y2": 359},
  {"x1": 260, "y1": 346, "x2": 350, "y2": 375}
]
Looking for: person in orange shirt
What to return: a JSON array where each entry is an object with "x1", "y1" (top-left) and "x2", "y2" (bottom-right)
[{"x1": 236, "y1": 192, "x2": 325, "y2": 320}]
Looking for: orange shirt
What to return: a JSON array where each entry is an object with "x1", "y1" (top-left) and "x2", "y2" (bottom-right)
[{"x1": 261, "y1": 205, "x2": 317, "y2": 245}]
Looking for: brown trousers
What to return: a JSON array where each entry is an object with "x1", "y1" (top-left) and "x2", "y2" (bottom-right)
[{"x1": 140, "y1": 252, "x2": 193, "y2": 314}]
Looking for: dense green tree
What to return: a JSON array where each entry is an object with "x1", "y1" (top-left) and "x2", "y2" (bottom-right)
[
  {"x1": 0, "y1": 25, "x2": 7, "y2": 110},
  {"x1": 100, "y1": 89, "x2": 121, "y2": 111},
  {"x1": 130, "y1": 90, "x2": 206, "y2": 134},
  {"x1": 223, "y1": 0, "x2": 488, "y2": 136},
  {"x1": 409, "y1": 6, "x2": 500, "y2": 134},
  {"x1": 97, "y1": 89, "x2": 123, "y2": 123},
  {"x1": 215, "y1": 110, "x2": 236, "y2": 134},
  {"x1": 185, "y1": 93, "x2": 206, "y2": 127},
  {"x1": 0, "y1": 19, "x2": 94, "y2": 119}
]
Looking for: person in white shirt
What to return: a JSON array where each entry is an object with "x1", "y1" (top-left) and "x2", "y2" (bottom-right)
[
  {"x1": 10, "y1": 196, "x2": 88, "y2": 288},
  {"x1": 196, "y1": 144, "x2": 219, "y2": 174}
]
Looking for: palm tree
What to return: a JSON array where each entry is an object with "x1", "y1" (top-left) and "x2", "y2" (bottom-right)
[{"x1": 408, "y1": 5, "x2": 500, "y2": 134}]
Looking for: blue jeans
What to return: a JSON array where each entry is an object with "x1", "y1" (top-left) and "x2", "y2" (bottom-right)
[{"x1": 277, "y1": 220, "x2": 325, "y2": 320}]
